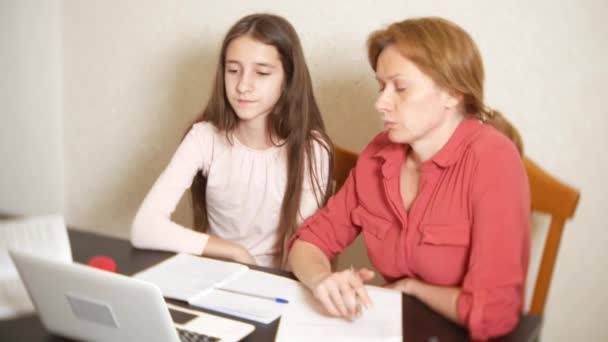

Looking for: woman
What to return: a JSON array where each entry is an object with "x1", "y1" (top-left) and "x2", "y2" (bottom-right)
[{"x1": 288, "y1": 17, "x2": 530, "y2": 340}]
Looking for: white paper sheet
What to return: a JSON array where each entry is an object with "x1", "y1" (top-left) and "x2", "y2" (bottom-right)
[
  {"x1": 133, "y1": 253, "x2": 249, "y2": 301},
  {"x1": 187, "y1": 270, "x2": 296, "y2": 324},
  {"x1": 0, "y1": 215, "x2": 72, "y2": 320},
  {"x1": 275, "y1": 284, "x2": 403, "y2": 342}
]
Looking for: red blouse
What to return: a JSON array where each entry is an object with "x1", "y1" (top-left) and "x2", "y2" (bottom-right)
[{"x1": 290, "y1": 118, "x2": 530, "y2": 340}]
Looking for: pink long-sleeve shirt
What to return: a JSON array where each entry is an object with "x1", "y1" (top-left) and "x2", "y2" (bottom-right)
[
  {"x1": 131, "y1": 122, "x2": 329, "y2": 268},
  {"x1": 291, "y1": 118, "x2": 530, "y2": 340}
]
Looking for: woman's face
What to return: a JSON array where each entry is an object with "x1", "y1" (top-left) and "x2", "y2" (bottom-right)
[
  {"x1": 224, "y1": 35, "x2": 285, "y2": 125},
  {"x1": 374, "y1": 44, "x2": 458, "y2": 145}
]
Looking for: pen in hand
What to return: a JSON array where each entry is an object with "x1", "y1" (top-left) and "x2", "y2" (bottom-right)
[{"x1": 215, "y1": 287, "x2": 289, "y2": 304}]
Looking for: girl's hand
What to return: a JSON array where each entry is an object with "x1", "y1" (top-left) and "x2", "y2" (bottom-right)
[
  {"x1": 203, "y1": 236, "x2": 257, "y2": 265},
  {"x1": 309, "y1": 267, "x2": 375, "y2": 319},
  {"x1": 229, "y1": 243, "x2": 257, "y2": 265}
]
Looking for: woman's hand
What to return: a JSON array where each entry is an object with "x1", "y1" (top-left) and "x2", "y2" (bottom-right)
[{"x1": 309, "y1": 267, "x2": 375, "y2": 319}]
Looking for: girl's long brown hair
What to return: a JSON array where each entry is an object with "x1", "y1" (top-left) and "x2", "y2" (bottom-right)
[
  {"x1": 367, "y1": 17, "x2": 523, "y2": 154},
  {"x1": 189, "y1": 13, "x2": 333, "y2": 267}
]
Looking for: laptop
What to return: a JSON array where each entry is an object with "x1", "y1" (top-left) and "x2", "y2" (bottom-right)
[{"x1": 9, "y1": 250, "x2": 255, "y2": 342}]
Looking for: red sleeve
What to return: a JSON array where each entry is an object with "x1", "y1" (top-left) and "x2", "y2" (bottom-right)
[
  {"x1": 288, "y1": 168, "x2": 361, "y2": 260},
  {"x1": 457, "y1": 143, "x2": 531, "y2": 340}
]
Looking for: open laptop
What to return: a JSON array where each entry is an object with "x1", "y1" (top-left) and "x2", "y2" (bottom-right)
[{"x1": 9, "y1": 250, "x2": 255, "y2": 342}]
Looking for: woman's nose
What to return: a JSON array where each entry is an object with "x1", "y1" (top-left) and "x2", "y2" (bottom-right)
[{"x1": 375, "y1": 89, "x2": 392, "y2": 114}]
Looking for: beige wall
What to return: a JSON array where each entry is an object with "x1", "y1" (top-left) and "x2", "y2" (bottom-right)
[{"x1": 2, "y1": 0, "x2": 607, "y2": 340}]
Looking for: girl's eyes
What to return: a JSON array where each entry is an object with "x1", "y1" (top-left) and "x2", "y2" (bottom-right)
[{"x1": 225, "y1": 69, "x2": 271, "y2": 76}]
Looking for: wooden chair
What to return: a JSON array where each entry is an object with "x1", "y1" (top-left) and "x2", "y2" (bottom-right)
[
  {"x1": 333, "y1": 145, "x2": 359, "y2": 192},
  {"x1": 330, "y1": 146, "x2": 359, "y2": 271},
  {"x1": 524, "y1": 157, "x2": 580, "y2": 316}
]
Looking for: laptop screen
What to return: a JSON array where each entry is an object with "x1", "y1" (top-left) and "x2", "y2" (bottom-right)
[{"x1": 168, "y1": 308, "x2": 197, "y2": 325}]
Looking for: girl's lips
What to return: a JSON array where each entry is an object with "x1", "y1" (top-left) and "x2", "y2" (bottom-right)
[{"x1": 383, "y1": 121, "x2": 397, "y2": 128}]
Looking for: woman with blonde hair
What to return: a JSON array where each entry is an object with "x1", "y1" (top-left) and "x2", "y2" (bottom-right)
[{"x1": 289, "y1": 17, "x2": 529, "y2": 340}]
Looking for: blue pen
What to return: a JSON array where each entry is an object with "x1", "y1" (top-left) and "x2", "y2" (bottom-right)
[{"x1": 215, "y1": 287, "x2": 289, "y2": 304}]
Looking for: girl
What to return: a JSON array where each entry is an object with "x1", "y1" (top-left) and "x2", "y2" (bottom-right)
[
  {"x1": 131, "y1": 13, "x2": 333, "y2": 269},
  {"x1": 289, "y1": 17, "x2": 530, "y2": 340}
]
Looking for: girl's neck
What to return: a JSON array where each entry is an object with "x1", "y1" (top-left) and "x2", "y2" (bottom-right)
[{"x1": 234, "y1": 119, "x2": 275, "y2": 150}]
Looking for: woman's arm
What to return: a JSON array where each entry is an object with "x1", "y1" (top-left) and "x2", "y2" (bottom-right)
[
  {"x1": 458, "y1": 142, "x2": 530, "y2": 340},
  {"x1": 289, "y1": 240, "x2": 374, "y2": 318},
  {"x1": 385, "y1": 278, "x2": 462, "y2": 323}
]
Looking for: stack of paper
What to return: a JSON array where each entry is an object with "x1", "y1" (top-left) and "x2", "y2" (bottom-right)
[{"x1": 0, "y1": 215, "x2": 71, "y2": 319}]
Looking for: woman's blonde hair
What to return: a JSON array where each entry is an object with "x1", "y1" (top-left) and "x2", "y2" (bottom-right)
[{"x1": 367, "y1": 17, "x2": 523, "y2": 154}]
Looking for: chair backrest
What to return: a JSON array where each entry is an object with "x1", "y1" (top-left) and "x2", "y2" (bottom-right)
[
  {"x1": 524, "y1": 157, "x2": 580, "y2": 316},
  {"x1": 334, "y1": 146, "x2": 359, "y2": 192}
]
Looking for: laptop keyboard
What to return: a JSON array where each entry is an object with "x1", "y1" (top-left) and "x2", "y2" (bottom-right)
[{"x1": 176, "y1": 328, "x2": 221, "y2": 342}]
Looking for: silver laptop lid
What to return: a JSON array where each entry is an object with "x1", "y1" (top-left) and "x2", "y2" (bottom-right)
[{"x1": 10, "y1": 250, "x2": 181, "y2": 342}]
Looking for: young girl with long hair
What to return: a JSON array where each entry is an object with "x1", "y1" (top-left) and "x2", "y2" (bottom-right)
[{"x1": 131, "y1": 13, "x2": 333, "y2": 269}]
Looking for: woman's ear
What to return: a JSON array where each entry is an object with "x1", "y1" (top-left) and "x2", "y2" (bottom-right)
[{"x1": 442, "y1": 89, "x2": 463, "y2": 109}]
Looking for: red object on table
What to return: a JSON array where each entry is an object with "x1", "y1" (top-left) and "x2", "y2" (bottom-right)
[{"x1": 87, "y1": 255, "x2": 117, "y2": 272}]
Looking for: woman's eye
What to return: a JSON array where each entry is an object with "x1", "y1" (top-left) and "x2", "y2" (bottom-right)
[
  {"x1": 257, "y1": 71, "x2": 271, "y2": 76},
  {"x1": 226, "y1": 69, "x2": 238, "y2": 74}
]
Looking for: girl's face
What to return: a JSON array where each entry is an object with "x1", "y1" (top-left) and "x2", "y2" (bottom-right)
[
  {"x1": 374, "y1": 44, "x2": 459, "y2": 145},
  {"x1": 224, "y1": 35, "x2": 285, "y2": 125}
]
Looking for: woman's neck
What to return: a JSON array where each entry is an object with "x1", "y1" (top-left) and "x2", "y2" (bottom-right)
[
  {"x1": 408, "y1": 113, "x2": 464, "y2": 163},
  {"x1": 234, "y1": 119, "x2": 274, "y2": 150}
]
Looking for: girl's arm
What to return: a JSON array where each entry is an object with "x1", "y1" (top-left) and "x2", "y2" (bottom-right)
[
  {"x1": 203, "y1": 236, "x2": 255, "y2": 265},
  {"x1": 131, "y1": 123, "x2": 253, "y2": 264},
  {"x1": 131, "y1": 125, "x2": 210, "y2": 254}
]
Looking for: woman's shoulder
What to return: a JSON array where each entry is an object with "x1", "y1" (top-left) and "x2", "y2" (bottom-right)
[{"x1": 467, "y1": 123, "x2": 521, "y2": 160}]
